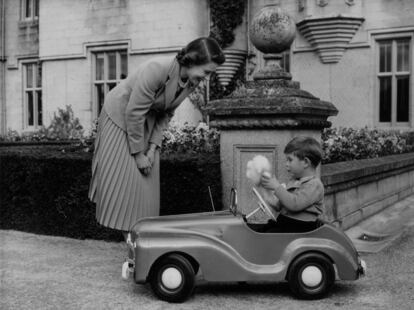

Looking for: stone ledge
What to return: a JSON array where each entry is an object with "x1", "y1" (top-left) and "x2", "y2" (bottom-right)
[
  {"x1": 208, "y1": 94, "x2": 337, "y2": 115},
  {"x1": 322, "y1": 153, "x2": 414, "y2": 194},
  {"x1": 209, "y1": 117, "x2": 332, "y2": 130}
]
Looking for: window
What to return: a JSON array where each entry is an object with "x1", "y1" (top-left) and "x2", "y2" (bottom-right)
[
  {"x1": 21, "y1": 0, "x2": 39, "y2": 20},
  {"x1": 23, "y1": 62, "x2": 42, "y2": 128},
  {"x1": 377, "y1": 38, "x2": 410, "y2": 125},
  {"x1": 93, "y1": 50, "x2": 128, "y2": 115}
]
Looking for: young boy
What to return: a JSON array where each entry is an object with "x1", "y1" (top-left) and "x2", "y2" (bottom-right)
[{"x1": 260, "y1": 136, "x2": 324, "y2": 233}]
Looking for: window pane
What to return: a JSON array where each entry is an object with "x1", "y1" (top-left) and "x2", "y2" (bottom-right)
[
  {"x1": 397, "y1": 39, "x2": 410, "y2": 72},
  {"x1": 27, "y1": 92, "x2": 34, "y2": 126},
  {"x1": 108, "y1": 52, "x2": 116, "y2": 80},
  {"x1": 96, "y1": 84, "x2": 105, "y2": 114},
  {"x1": 397, "y1": 76, "x2": 409, "y2": 122},
  {"x1": 120, "y1": 51, "x2": 128, "y2": 79},
  {"x1": 25, "y1": 0, "x2": 32, "y2": 18},
  {"x1": 379, "y1": 77, "x2": 392, "y2": 122},
  {"x1": 26, "y1": 64, "x2": 33, "y2": 88},
  {"x1": 36, "y1": 63, "x2": 42, "y2": 87},
  {"x1": 379, "y1": 41, "x2": 392, "y2": 73},
  {"x1": 96, "y1": 54, "x2": 104, "y2": 80},
  {"x1": 34, "y1": 0, "x2": 39, "y2": 17},
  {"x1": 37, "y1": 91, "x2": 42, "y2": 126},
  {"x1": 107, "y1": 83, "x2": 116, "y2": 93}
]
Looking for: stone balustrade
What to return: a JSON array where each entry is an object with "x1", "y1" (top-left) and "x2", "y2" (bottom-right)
[{"x1": 322, "y1": 152, "x2": 414, "y2": 229}]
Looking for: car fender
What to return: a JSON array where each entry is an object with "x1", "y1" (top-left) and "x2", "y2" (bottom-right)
[{"x1": 281, "y1": 238, "x2": 360, "y2": 280}]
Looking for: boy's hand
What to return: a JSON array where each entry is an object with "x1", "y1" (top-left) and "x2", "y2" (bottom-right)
[{"x1": 260, "y1": 172, "x2": 281, "y2": 191}]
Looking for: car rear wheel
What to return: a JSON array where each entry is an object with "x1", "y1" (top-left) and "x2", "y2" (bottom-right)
[
  {"x1": 149, "y1": 254, "x2": 195, "y2": 303},
  {"x1": 287, "y1": 253, "x2": 335, "y2": 299}
]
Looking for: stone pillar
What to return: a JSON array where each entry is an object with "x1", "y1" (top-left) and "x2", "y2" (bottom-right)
[{"x1": 206, "y1": 6, "x2": 338, "y2": 222}]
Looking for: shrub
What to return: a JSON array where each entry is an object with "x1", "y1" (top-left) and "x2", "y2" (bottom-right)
[
  {"x1": 39, "y1": 105, "x2": 84, "y2": 140},
  {"x1": 161, "y1": 122, "x2": 220, "y2": 157},
  {"x1": 322, "y1": 127, "x2": 414, "y2": 164},
  {"x1": 0, "y1": 105, "x2": 84, "y2": 142},
  {"x1": 0, "y1": 128, "x2": 49, "y2": 142},
  {"x1": 3, "y1": 115, "x2": 414, "y2": 164},
  {"x1": 0, "y1": 147, "x2": 221, "y2": 241}
]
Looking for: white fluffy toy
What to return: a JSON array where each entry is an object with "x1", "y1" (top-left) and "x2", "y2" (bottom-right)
[
  {"x1": 246, "y1": 155, "x2": 272, "y2": 185},
  {"x1": 246, "y1": 155, "x2": 280, "y2": 209}
]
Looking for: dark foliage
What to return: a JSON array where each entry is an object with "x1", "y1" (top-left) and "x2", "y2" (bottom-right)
[
  {"x1": 209, "y1": 0, "x2": 246, "y2": 49},
  {"x1": 160, "y1": 154, "x2": 221, "y2": 215},
  {"x1": 0, "y1": 146, "x2": 222, "y2": 241},
  {"x1": 208, "y1": 0, "x2": 247, "y2": 101}
]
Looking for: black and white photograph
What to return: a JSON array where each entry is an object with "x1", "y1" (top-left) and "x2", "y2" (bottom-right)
[{"x1": 1, "y1": 0, "x2": 413, "y2": 309}]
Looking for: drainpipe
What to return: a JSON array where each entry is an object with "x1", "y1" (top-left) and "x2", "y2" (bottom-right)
[{"x1": 0, "y1": 0, "x2": 6, "y2": 135}]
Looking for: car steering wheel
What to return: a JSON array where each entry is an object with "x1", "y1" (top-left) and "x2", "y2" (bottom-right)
[{"x1": 252, "y1": 187, "x2": 277, "y2": 221}]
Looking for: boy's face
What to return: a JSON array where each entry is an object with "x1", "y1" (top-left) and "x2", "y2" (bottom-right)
[{"x1": 285, "y1": 153, "x2": 307, "y2": 179}]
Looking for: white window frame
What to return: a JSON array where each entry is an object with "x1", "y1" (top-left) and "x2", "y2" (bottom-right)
[
  {"x1": 22, "y1": 61, "x2": 42, "y2": 129},
  {"x1": 21, "y1": 0, "x2": 39, "y2": 21},
  {"x1": 91, "y1": 47, "x2": 128, "y2": 118},
  {"x1": 375, "y1": 33, "x2": 413, "y2": 128}
]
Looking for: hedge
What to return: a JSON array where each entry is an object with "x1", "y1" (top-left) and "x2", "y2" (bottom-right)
[{"x1": 0, "y1": 145, "x2": 221, "y2": 241}]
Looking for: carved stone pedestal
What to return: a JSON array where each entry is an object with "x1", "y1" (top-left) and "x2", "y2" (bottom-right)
[
  {"x1": 207, "y1": 5, "x2": 338, "y2": 222},
  {"x1": 207, "y1": 79, "x2": 337, "y2": 222}
]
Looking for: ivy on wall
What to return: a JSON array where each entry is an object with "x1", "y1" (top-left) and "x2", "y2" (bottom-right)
[
  {"x1": 208, "y1": 0, "x2": 247, "y2": 101},
  {"x1": 209, "y1": 0, "x2": 246, "y2": 49}
]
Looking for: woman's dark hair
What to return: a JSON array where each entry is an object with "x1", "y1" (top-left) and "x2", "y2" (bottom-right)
[
  {"x1": 176, "y1": 37, "x2": 225, "y2": 67},
  {"x1": 284, "y1": 136, "x2": 323, "y2": 167}
]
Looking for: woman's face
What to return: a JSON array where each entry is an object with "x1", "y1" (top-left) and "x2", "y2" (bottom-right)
[{"x1": 184, "y1": 61, "x2": 219, "y2": 86}]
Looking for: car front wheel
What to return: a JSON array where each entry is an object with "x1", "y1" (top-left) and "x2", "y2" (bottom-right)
[
  {"x1": 149, "y1": 254, "x2": 195, "y2": 303},
  {"x1": 287, "y1": 253, "x2": 335, "y2": 299}
]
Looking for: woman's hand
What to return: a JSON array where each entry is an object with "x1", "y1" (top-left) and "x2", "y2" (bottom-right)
[
  {"x1": 134, "y1": 152, "x2": 152, "y2": 176},
  {"x1": 146, "y1": 148, "x2": 156, "y2": 166},
  {"x1": 145, "y1": 143, "x2": 157, "y2": 166}
]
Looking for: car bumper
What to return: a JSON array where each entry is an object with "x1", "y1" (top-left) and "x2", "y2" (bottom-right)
[
  {"x1": 121, "y1": 233, "x2": 136, "y2": 280},
  {"x1": 357, "y1": 258, "x2": 367, "y2": 278}
]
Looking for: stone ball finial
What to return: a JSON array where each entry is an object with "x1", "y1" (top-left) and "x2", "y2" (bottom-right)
[{"x1": 249, "y1": 6, "x2": 296, "y2": 54}]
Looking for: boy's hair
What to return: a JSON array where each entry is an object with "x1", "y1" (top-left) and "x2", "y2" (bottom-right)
[{"x1": 284, "y1": 136, "x2": 323, "y2": 167}]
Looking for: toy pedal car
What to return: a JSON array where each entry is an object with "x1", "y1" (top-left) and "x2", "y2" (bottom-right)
[{"x1": 122, "y1": 188, "x2": 366, "y2": 303}]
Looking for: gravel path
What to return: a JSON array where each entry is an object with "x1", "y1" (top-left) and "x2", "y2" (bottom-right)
[{"x1": 1, "y1": 228, "x2": 413, "y2": 310}]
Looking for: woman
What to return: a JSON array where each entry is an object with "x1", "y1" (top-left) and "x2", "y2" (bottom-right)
[{"x1": 88, "y1": 37, "x2": 225, "y2": 232}]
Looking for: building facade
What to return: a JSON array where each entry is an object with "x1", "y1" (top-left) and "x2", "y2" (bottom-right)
[
  {"x1": 0, "y1": 0, "x2": 209, "y2": 135},
  {"x1": 0, "y1": 0, "x2": 413, "y2": 135},
  {"x1": 245, "y1": 0, "x2": 414, "y2": 129}
]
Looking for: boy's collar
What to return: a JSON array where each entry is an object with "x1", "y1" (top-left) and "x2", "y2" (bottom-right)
[
  {"x1": 286, "y1": 175, "x2": 316, "y2": 189},
  {"x1": 299, "y1": 175, "x2": 315, "y2": 183}
]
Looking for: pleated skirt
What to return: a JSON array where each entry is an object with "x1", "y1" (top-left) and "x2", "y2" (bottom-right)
[{"x1": 88, "y1": 110, "x2": 160, "y2": 231}]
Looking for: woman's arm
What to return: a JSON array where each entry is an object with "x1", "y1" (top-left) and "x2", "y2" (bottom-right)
[
  {"x1": 148, "y1": 113, "x2": 170, "y2": 149},
  {"x1": 125, "y1": 61, "x2": 164, "y2": 154}
]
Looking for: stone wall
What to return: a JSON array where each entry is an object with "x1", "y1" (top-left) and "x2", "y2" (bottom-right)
[
  {"x1": 322, "y1": 153, "x2": 414, "y2": 230},
  {"x1": 39, "y1": 0, "x2": 209, "y2": 58},
  {"x1": 39, "y1": 0, "x2": 207, "y2": 132},
  {"x1": 248, "y1": 0, "x2": 414, "y2": 128},
  {"x1": 3, "y1": 0, "x2": 208, "y2": 133}
]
